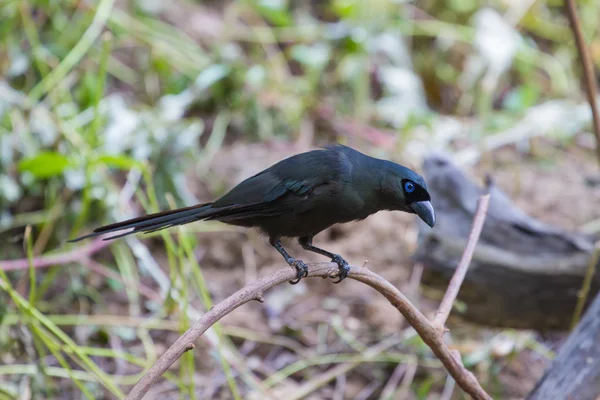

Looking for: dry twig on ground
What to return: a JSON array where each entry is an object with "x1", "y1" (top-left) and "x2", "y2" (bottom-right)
[
  {"x1": 126, "y1": 195, "x2": 491, "y2": 400},
  {"x1": 0, "y1": 238, "x2": 109, "y2": 271}
]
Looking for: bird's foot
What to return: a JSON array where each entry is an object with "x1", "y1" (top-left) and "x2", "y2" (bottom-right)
[
  {"x1": 330, "y1": 255, "x2": 350, "y2": 283},
  {"x1": 288, "y1": 259, "x2": 308, "y2": 285}
]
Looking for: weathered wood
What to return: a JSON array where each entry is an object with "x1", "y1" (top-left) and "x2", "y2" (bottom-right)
[
  {"x1": 414, "y1": 153, "x2": 599, "y2": 330},
  {"x1": 527, "y1": 292, "x2": 600, "y2": 400}
]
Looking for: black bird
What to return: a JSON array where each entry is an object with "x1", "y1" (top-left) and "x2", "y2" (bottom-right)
[{"x1": 71, "y1": 145, "x2": 435, "y2": 284}]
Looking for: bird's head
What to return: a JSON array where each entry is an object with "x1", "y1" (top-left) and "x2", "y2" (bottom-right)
[{"x1": 382, "y1": 164, "x2": 436, "y2": 228}]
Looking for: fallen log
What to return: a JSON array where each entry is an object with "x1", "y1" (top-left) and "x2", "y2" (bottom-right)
[
  {"x1": 414, "y1": 153, "x2": 599, "y2": 331},
  {"x1": 527, "y1": 291, "x2": 600, "y2": 399}
]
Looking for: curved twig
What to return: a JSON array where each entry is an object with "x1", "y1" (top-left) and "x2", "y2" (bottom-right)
[
  {"x1": 433, "y1": 194, "x2": 490, "y2": 331},
  {"x1": 127, "y1": 265, "x2": 491, "y2": 399},
  {"x1": 0, "y1": 238, "x2": 109, "y2": 271}
]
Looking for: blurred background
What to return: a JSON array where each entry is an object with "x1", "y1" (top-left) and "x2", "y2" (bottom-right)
[{"x1": 1, "y1": 0, "x2": 600, "y2": 399}]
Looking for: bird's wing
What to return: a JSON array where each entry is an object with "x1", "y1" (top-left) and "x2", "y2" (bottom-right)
[{"x1": 213, "y1": 148, "x2": 351, "y2": 209}]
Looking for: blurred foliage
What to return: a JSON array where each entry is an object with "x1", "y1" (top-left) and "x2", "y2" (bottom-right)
[
  {"x1": 1, "y1": 0, "x2": 594, "y2": 232},
  {"x1": 0, "y1": 0, "x2": 598, "y2": 398}
]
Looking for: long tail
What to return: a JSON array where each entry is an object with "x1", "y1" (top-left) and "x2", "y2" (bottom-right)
[{"x1": 69, "y1": 202, "x2": 217, "y2": 242}]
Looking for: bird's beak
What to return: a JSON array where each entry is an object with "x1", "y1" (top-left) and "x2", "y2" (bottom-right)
[{"x1": 410, "y1": 201, "x2": 436, "y2": 228}]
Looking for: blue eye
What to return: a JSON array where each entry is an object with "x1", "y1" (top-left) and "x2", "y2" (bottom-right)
[{"x1": 404, "y1": 181, "x2": 415, "y2": 193}]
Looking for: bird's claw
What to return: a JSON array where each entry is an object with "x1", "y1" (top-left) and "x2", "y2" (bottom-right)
[
  {"x1": 289, "y1": 260, "x2": 308, "y2": 284},
  {"x1": 330, "y1": 255, "x2": 350, "y2": 283}
]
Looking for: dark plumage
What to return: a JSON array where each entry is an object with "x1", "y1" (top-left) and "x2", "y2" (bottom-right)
[{"x1": 71, "y1": 145, "x2": 435, "y2": 283}]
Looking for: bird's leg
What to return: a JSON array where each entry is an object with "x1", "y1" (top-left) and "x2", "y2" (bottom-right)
[
  {"x1": 269, "y1": 238, "x2": 308, "y2": 284},
  {"x1": 299, "y1": 236, "x2": 350, "y2": 283}
]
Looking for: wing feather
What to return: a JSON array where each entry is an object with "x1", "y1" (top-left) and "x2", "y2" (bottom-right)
[{"x1": 213, "y1": 147, "x2": 352, "y2": 210}]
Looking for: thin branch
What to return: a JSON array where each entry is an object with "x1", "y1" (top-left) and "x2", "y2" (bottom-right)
[
  {"x1": 126, "y1": 262, "x2": 491, "y2": 399},
  {"x1": 564, "y1": 0, "x2": 600, "y2": 167},
  {"x1": 433, "y1": 194, "x2": 490, "y2": 331},
  {"x1": 0, "y1": 239, "x2": 109, "y2": 271}
]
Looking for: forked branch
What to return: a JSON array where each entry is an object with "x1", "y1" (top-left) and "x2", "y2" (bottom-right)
[{"x1": 126, "y1": 195, "x2": 492, "y2": 400}]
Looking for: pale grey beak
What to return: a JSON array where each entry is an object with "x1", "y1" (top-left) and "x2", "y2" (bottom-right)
[{"x1": 410, "y1": 201, "x2": 436, "y2": 228}]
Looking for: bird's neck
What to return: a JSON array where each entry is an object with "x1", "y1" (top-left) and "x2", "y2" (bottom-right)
[{"x1": 349, "y1": 157, "x2": 399, "y2": 211}]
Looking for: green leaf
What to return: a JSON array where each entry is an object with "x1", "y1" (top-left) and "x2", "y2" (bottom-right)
[
  {"x1": 18, "y1": 151, "x2": 71, "y2": 178},
  {"x1": 96, "y1": 154, "x2": 143, "y2": 170}
]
